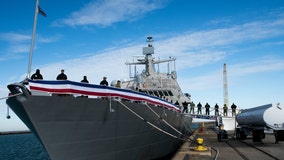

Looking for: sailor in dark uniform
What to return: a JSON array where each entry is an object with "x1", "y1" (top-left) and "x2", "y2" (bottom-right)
[
  {"x1": 56, "y1": 69, "x2": 67, "y2": 80},
  {"x1": 100, "y1": 77, "x2": 108, "y2": 86},
  {"x1": 81, "y1": 76, "x2": 89, "y2": 83},
  {"x1": 31, "y1": 69, "x2": 43, "y2": 80},
  {"x1": 182, "y1": 101, "x2": 189, "y2": 113}
]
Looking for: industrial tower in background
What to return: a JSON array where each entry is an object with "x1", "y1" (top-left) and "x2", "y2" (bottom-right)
[{"x1": 223, "y1": 63, "x2": 229, "y2": 109}]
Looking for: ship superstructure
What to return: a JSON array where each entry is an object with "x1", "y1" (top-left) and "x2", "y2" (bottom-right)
[{"x1": 122, "y1": 37, "x2": 190, "y2": 104}]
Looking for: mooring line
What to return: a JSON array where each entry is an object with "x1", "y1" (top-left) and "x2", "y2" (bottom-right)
[
  {"x1": 116, "y1": 100, "x2": 194, "y2": 142},
  {"x1": 145, "y1": 104, "x2": 197, "y2": 144},
  {"x1": 0, "y1": 93, "x2": 23, "y2": 101},
  {"x1": 144, "y1": 103, "x2": 183, "y2": 135}
]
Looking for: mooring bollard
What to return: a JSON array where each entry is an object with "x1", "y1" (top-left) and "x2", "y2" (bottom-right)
[{"x1": 194, "y1": 138, "x2": 208, "y2": 151}]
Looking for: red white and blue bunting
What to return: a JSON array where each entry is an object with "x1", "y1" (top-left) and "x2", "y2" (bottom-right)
[{"x1": 28, "y1": 80, "x2": 181, "y2": 112}]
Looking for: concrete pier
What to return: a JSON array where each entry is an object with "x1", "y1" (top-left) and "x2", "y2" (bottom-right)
[{"x1": 172, "y1": 122, "x2": 284, "y2": 160}]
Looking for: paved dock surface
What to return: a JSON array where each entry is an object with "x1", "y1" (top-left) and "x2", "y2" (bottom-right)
[{"x1": 172, "y1": 123, "x2": 284, "y2": 160}]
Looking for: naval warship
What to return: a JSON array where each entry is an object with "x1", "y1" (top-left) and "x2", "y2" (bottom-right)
[{"x1": 6, "y1": 36, "x2": 193, "y2": 160}]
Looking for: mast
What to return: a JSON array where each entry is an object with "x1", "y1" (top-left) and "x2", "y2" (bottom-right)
[
  {"x1": 26, "y1": 0, "x2": 40, "y2": 78},
  {"x1": 143, "y1": 36, "x2": 155, "y2": 76},
  {"x1": 125, "y1": 37, "x2": 176, "y2": 77}
]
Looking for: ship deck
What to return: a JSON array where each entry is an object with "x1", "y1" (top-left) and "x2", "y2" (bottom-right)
[{"x1": 172, "y1": 122, "x2": 284, "y2": 160}]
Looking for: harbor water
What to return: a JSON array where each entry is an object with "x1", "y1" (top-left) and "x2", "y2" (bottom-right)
[
  {"x1": 0, "y1": 133, "x2": 50, "y2": 160},
  {"x1": 0, "y1": 132, "x2": 178, "y2": 160}
]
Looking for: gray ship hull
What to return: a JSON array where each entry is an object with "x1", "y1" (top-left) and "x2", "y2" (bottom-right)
[{"x1": 7, "y1": 84, "x2": 192, "y2": 160}]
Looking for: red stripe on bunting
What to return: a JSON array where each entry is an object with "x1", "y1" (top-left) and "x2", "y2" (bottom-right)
[{"x1": 29, "y1": 86, "x2": 180, "y2": 112}]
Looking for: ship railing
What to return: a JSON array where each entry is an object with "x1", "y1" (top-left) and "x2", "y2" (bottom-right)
[{"x1": 184, "y1": 107, "x2": 241, "y2": 117}]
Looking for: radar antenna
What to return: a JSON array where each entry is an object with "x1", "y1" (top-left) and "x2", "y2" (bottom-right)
[{"x1": 146, "y1": 36, "x2": 153, "y2": 47}]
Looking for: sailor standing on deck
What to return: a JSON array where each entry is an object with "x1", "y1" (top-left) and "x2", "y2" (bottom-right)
[
  {"x1": 197, "y1": 102, "x2": 202, "y2": 114},
  {"x1": 81, "y1": 76, "x2": 89, "y2": 83},
  {"x1": 100, "y1": 76, "x2": 109, "y2": 86},
  {"x1": 80, "y1": 76, "x2": 89, "y2": 97},
  {"x1": 56, "y1": 69, "x2": 67, "y2": 80},
  {"x1": 182, "y1": 101, "x2": 189, "y2": 113},
  {"x1": 190, "y1": 101, "x2": 195, "y2": 114},
  {"x1": 115, "y1": 80, "x2": 121, "y2": 88},
  {"x1": 231, "y1": 103, "x2": 237, "y2": 117},
  {"x1": 31, "y1": 69, "x2": 43, "y2": 80},
  {"x1": 214, "y1": 103, "x2": 219, "y2": 116},
  {"x1": 205, "y1": 103, "x2": 210, "y2": 115},
  {"x1": 223, "y1": 104, "x2": 228, "y2": 116},
  {"x1": 174, "y1": 101, "x2": 180, "y2": 109}
]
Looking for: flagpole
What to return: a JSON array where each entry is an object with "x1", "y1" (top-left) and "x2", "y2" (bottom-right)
[{"x1": 27, "y1": 0, "x2": 39, "y2": 79}]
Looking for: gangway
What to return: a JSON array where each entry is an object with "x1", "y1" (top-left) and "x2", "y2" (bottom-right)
[{"x1": 192, "y1": 114, "x2": 217, "y2": 123}]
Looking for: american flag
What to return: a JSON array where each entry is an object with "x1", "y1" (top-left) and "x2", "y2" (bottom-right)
[{"x1": 38, "y1": 5, "x2": 47, "y2": 17}]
